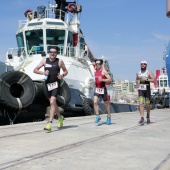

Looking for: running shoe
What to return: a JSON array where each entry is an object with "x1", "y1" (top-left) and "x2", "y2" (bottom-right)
[
  {"x1": 138, "y1": 118, "x2": 145, "y2": 125},
  {"x1": 106, "y1": 116, "x2": 111, "y2": 125},
  {"x1": 94, "y1": 116, "x2": 101, "y2": 123},
  {"x1": 44, "y1": 123, "x2": 52, "y2": 131},
  {"x1": 58, "y1": 115, "x2": 64, "y2": 128},
  {"x1": 146, "y1": 117, "x2": 150, "y2": 124}
]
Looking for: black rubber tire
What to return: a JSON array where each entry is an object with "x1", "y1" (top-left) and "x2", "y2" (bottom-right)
[
  {"x1": 0, "y1": 71, "x2": 13, "y2": 105},
  {"x1": 33, "y1": 81, "x2": 49, "y2": 105},
  {"x1": 82, "y1": 98, "x2": 94, "y2": 115},
  {"x1": 43, "y1": 79, "x2": 71, "y2": 107},
  {"x1": 0, "y1": 71, "x2": 36, "y2": 110}
]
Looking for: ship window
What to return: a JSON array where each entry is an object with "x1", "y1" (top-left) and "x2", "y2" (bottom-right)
[
  {"x1": 67, "y1": 31, "x2": 74, "y2": 56},
  {"x1": 46, "y1": 22, "x2": 64, "y2": 26},
  {"x1": 25, "y1": 29, "x2": 44, "y2": 54},
  {"x1": 164, "y1": 80, "x2": 168, "y2": 87},
  {"x1": 160, "y1": 80, "x2": 163, "y2": 87},
  {"x1": 80, "y1": 37, "x2": 85, "y2": 49},
  {"x1": 46, "y1": 29, "x2": 65, "y2": 52},
  {"x1": 16, "y1": 32, "x2": 24, "y2": 48},
  {"x1": 28, "y1": 22, "x2": 43, "y2": 26},
  {"x1": 16, "y1": 32, "x2": 25, "y2": 57},
  {"x1": 67, "y1": 31, "x2": 73, "y2": 46}
]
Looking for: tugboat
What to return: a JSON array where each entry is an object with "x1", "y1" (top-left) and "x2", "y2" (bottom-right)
[
  {"x1": 0, "y1": 0, "x2": 115, "y2": 124},
  {"x1": 152, "y1": 68, "x2": 170, "y2": 108}
]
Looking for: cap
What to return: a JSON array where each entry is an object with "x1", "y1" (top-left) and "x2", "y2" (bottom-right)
[{"x1": 141, "y1": 60, "x2": 147, "y2": 64}]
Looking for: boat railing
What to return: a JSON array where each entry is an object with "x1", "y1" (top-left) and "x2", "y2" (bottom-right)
[
  {"x1": 7, "y1": 44, "x2": 87, "y2": 62},
  {"x1": 19, "y1": 20, "x2": 28, "y2": 28},
  {"x1": 28, "y1": 46, "x2": 46, "y2": 56},
  {"x1": 7, "y1": 47, "x2": 26, "y2": 60},
  {"x1": 45, "y1": 9, "x2": 71, "y2": 23},
  {"x1": 56, "y1": 45, "x2": 75, "y2": 57},
  {"x1": 77, "y1": 43, "x2": 91, "y2": 62},
  {"x1": 19, "y1": 8, "x2": 72, "y2": 28},
  {"x1": 28, "y1": 45, "x2": 75, "y2": 57}
]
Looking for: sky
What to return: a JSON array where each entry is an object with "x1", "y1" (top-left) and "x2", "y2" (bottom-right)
[{"x1": 0, "y1": 0, "x2": 170, "y2": 81}]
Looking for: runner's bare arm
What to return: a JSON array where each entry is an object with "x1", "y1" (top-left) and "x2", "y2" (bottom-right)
[
  {"x1": 33, "y1": 58, "x2": 46, "y2": 75},
  {"x1": 148, "y1": 70, "x2": 156, "y2": 83},
  {"x1": 59, "y1": 59, "x2": 68, "y2": 78},
  {"x1": 102, "y1": 70, "x2": 112, "y2": 82}
]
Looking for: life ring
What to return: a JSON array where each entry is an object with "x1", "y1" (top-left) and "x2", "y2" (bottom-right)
[
  {"x1": 43, "y1": 79, "x2": 71, "y2": 107},
  {"x1": 24, "y1": 9, "x2": 32, "y2": 17},
  {"x1": 67, "y1": 3, "x2": 77, "y2": 13},
  {"x1": 0, "y1": 71, "x2": 36, "y2": 110},
  {"x1": 82, "y1": 98, "x2": 94, "y2": 115}
]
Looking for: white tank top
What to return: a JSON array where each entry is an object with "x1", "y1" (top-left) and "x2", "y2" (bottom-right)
[{"x1": 138, "y1": 70, "x2": 148, "y2": 79}]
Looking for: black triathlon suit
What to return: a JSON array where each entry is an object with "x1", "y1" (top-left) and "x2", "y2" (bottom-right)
[{"x1": 44, "y1": 58, "x2": 60, "y2": 98}]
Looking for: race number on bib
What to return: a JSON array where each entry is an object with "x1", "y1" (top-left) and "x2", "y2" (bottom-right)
[
  {"x1": 47, "y1": 81, "x2": 58, "y2": 91},
  {"x1": 138, "y1": 84, "x2": 147, "y2": 90},
  {"x1": 95, "y1": 88, "x2": 104, "y2": 94}
]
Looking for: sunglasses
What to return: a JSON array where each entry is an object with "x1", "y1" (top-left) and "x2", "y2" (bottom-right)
[
  {"x1": 96, "y1": 63, "x2": 101, "y2": 65},
  {"x1": 49, "y1": 51, "x2": 57, "y2": 54},
  {"x1": 141, "y1": 63, "x2": 147, "y2": 65}
]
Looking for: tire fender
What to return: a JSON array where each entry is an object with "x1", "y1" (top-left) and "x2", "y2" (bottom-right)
[
  {"x1": 0, "y1": 71, "x2": 36, "y2": 110},
  {"x1": 82, "y1": 98, "x2": 94, "y2": 115},
  {"x1": 33, "y1": 81, "x2": 49, "y2": 105}
]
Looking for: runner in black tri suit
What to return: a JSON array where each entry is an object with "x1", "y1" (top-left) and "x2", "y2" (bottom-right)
[
  {"x1": 136, "y1": 60, "x2": 155, "y2": 125},
  {"x1": 44, "y1": 57, "x2": 60, "y2": 98},
  {"x1": 34, "y1": 46, "x2": 68, "y2": 131}
]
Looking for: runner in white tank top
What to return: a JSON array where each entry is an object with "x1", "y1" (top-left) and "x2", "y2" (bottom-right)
[{"x1": 136, "y1": 60, "x2": 155, "y2": 125}]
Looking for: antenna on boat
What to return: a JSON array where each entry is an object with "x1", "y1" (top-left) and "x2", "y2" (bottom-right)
[{"x1": 49, "y1": 3, "x2": 58, "y2": 13}]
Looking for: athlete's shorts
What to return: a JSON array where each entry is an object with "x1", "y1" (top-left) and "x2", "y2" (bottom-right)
[
  {"x1": 94, "y1": 87, "x2": 108, "y2": 101},
  {"x1": 45, "y1": 85, "x2": 59, "y2": 98},
  {"x1": 138, "y1": 89, "x2": 151, "y2": 104},
  {"x1": 45, "y1": 81, "x2": 60, "y2": 98}
]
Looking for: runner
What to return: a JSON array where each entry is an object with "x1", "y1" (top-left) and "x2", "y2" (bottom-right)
[
  {"x1": 136, "y1": 60, "x2": 155, "y2": 125},
  {"x1": 94, "y1": 59, "x2": 112, "y2": 125},
  {"x1": 33, "y1": 46, "x2": 68, "y2": 131}
]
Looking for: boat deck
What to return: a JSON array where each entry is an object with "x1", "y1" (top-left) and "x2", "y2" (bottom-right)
[{"x1": 0, "y1": 109, "x2": 170, "y2": 170}]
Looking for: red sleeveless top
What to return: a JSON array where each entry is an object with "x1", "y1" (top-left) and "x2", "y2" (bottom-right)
[{"x1": 95, "y1": 69, "x2": 106, "y2": 88}]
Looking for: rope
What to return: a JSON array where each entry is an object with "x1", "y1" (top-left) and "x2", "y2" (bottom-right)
[{"x1": 3, "y1": 98, "x2": 23, "y2": 125}]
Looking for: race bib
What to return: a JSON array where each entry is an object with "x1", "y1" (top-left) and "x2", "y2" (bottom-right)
[
  {"x1": 47, "y1": 81, "x2": 58, "y2": 91},
  {"x1": 95, "y1": 88, "x2": 104, "y2": 94},
  {"x1": 138, "y1": 84, "x2": 146, "y2": 90}
]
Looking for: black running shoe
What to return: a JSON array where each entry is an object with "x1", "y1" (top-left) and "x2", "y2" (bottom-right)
[
  {"x1": 138, "y1": 118, "x2": 145, "y2": 125},
  {"x1": 146, "y1": 117, "x2": 150, "y2": 124}
]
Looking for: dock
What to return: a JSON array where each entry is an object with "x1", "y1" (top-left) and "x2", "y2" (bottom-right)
[{"x1": 0, "y1": 109, "x2": 170, "y2": 170}]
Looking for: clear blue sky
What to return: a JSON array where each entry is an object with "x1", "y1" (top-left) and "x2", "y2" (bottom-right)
[{"x1": 0, "y1": 0, "x2": 170, "y2": 81}]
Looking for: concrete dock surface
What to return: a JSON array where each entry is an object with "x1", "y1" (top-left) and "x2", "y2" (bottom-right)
[{"x1": 0, "y1": 109, "x2": 170, "y2": 170}]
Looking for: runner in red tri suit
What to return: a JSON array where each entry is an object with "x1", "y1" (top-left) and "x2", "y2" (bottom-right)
[{"x1": 94, "y1": 59, "x2": 112, "y2": 125}]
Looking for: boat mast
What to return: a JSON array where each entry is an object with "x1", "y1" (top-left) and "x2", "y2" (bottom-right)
[{"x1": 54, "y1": 0, "x2": 76, "y2": 19}]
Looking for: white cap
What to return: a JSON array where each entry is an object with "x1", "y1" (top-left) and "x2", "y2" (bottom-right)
[{"x1": 141, "y1": 60, "x2": 147, "y2": 64}]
